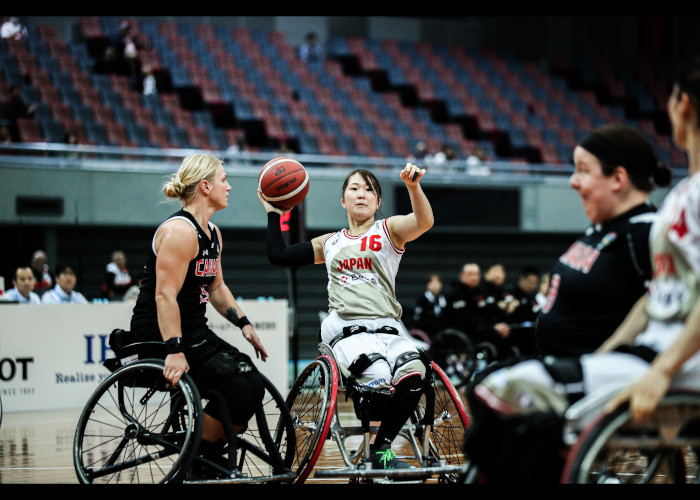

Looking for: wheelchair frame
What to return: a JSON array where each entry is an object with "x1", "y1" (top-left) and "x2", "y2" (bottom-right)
[
  {"x1": 562, "y1": 386, "x2": 700, "y2": 484},
  {"x1": 285, "y1": 341, "x2": 471, "y2": 483},
  {"x1": 72, "y1": 339, "x2": 302, "y2": 484}
]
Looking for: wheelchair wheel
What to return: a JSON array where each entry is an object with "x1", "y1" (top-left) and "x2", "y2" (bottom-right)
[
  {"x1": 286, "y1": 355, "x2": 337, "y2": 483},
  {"x1": 413, "y1": 361, "x2": 471, "y2": 483},
  {"x1": 73, "y1": 359, "x2": 203, "y2": 484},
  {"x1": 429, "y1": 329, "x2": 475, "y2": 388},
  {"x1": 224, "y1": 372, "x2": 297, "y2": 480},
  {"x1": 563, "y1": 391, "x2": 700, "y2": 484}
]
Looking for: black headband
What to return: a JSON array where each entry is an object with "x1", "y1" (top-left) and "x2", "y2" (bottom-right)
[{"x1": 579, "y1": 132, "x2": 654, "y2": 177}]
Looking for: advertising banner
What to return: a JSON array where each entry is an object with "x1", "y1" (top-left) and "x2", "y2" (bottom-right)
[{"x1": 0, "y1": 300, "x2": 289, "y2": 413}]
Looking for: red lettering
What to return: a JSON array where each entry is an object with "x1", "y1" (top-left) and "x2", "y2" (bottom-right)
[
  {"x1": 336, "y1": 257, "x2": 374, "y2": 272},
  {"x1": 360, "y1": 234, "x2": 382, "y2": 251},
  {"x1": 195, "y1": 258, "x2": 218, "y2": 277},
  {"x1": 280, "y1": 212, "x2": 290, "y2": 232},
  {"x1": 200, "y1": 285, "x2": 209, "y2": 304},
  {"x1": 560, "y1": 241, "x2": 599, "y2": 274},
  {"x1": 542, "y1": 274, "x2": 560, "y2": 313},
  {"x1": 670, "y1": 208, "x2": 688, "y2": 238},
  {"x1": 653, "y1": 253, "x2": 675, "y2": 277}
]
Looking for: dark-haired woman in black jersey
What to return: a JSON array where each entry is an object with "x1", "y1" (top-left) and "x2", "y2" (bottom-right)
[{"x1": 464, "y1": 123, "x2": 674, "y2": 483}]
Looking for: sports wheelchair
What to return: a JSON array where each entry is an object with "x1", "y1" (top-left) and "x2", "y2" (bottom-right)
[
  {"x1": 285, "y1": 340, "x2": 471, "y2": 483},
  {"x1": 72, "y1": 329, "x2": 323, "y2": 484},
  {"x1": 428, "y1": 325, "x2": 536, "y2": 391},
  {"x1": 561, "y1": 378, "x2": 700, "y2": 484}
]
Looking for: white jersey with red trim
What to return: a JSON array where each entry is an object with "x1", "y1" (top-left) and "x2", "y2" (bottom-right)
[
  {"x1": 647, "y1": 172, "x2": 700, "y2": 321},
  {"x1": 323, "y1": 219, "x2": 404, "y2": 320}
]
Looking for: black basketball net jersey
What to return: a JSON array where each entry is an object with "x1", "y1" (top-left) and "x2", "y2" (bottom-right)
[
  {"x1": 130, "y1": 209, "x2": 221, "y2": 338},
  {"x1": 536, "y1": 203, "x2": 656, "y2": 357}
]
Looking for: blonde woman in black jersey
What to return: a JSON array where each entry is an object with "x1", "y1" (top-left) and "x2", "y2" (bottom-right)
[{"x1": 130, "y1": 153, "x2": 268, "y2": 478}]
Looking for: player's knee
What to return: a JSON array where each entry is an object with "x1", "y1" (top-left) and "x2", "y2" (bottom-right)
[{"x1": 391, "y1": 351, "x2": 425, "y2": 386}]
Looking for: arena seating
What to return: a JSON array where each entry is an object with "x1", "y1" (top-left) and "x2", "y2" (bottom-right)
[{"x1": 0, "y1": 17, "x2": 687, "y2": 170}]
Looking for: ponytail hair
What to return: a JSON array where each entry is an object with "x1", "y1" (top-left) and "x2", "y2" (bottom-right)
[{"x1": 163, "y1": 153, "x2": 223, "y2": 202}]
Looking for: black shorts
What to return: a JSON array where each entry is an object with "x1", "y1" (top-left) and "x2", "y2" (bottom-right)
[
  {"x1": 183, "y1": 329, "x2": 257, "y2": 386},
  {"x1": 184, "y1": 329, "x2": 263, "y2": 426}
]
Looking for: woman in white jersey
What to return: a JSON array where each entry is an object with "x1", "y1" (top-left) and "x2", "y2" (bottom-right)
[
  {"x1": 259, "y1": 163, "x2": 434, "y2": 470},
  {"x1": 467, "y1": 57, "x2": 700, "y2": 483}
]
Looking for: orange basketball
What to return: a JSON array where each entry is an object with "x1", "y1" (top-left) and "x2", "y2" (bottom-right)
[{"x1": 258, "y1": 157, "x2": 310, "y2": 210}]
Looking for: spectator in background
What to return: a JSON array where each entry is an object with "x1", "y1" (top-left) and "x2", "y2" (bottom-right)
[
  {"x1": 0, "y1": 123, "x2": 12, "y2": 144},
  {"x1": 466, "y1": 146, "x2": 491, "y2": 176},
  {"x1": 1, "y1": 17, "x2": 26, "y2": 40},
  {"x1": 535, "y1": 272, "x2": 550, "y2": 311},
  {"x1": 505, "y1": 265, "x2": 541, "y2": 356},
  {"x1": 4, "y1": 266, "x2": 41, "y2": 304},
  {"x1": 299, "y1": 32, "x2": 323, "y2": 63},
  {"x1": 441, "y1": 262, "x2": 512, "y2": 361},
  {"x1": 101, "y1": 250, "x2": 133, "y2": 301},
  {"x1": 62, "y1": 129, "x2": 82, "y2": 159},
  {"x1": 122, "y1": 270, "x2": 143, "y2": 301},
  {"x1": 275, "y1": 139, "x2": 292, "y2": 155},
  {"x1": 408, "y1": 273, "x2": 447, "y2": 338},
  {"x1": 30, "y1": 250, "x2": 53, "y2": 295},
  {"x1": 226, "y1": 135, "x2": 249, "y2": 155},
  {"x1": 4, "y1": 85, "x2": 36, "y2": 140},
  {"x1": 431, "y1": 143, "x2": 457, "y2": 167},
  {"x1": 481, "y1": 261, "x2": 512, "y2": 324},
  {"x1": 506, "y1": 265, "x2": 540, "y2": 325},
  {"x1": 41, "y1": 263, "x2": 88, "y2": 304},
  {"x1": 406, "y1": 140, "x2": 432, "y2": 165},
  {"x1": 141, "y1": 65, "x2": 157, "y2": 96},
  {"x1": 92, "y1": 46, "x2": 130, "y2": 76},
  {"x1": 466, "y1": 146, "x2": 488, "y2": 168}
]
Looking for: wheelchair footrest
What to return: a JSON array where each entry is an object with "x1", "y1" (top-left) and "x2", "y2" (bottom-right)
[
  {"x1": 313, "y1": 464, "x2": 464, "y2": 479},
  {"x1": 184, "y1": 470, "x2": 297, "y2": 484}
]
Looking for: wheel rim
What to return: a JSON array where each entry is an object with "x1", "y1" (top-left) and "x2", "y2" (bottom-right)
[
  {"x1": 73, "y1": 361, "x2": 201, "y2": 484},
  {"x1": 418, "y1": 362, "x2": 470, "y2": 482},
  {"x1": 286, "y1": 356, "x2": 337, "y2": 483},
  {"x1": 565, "y1": 393, "x2": 700, "y2": 484}
]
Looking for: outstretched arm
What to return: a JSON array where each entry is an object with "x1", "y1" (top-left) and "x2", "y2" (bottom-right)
[
  {"x1": 386, "y1": 163, "x2": 434, "y2": 249},
  {"x1": 258, "y1": 190, "x2": 326, "y2": 266}
]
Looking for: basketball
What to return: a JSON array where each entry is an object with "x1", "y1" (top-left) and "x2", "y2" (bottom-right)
[{"x1": 258, "y1": 157, "x2": 310, "y2": 210}]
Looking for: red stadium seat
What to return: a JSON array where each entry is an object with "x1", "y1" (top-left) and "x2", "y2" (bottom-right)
[{"x1": 16, "y1": 118, "x2": 45, "y2": 142}]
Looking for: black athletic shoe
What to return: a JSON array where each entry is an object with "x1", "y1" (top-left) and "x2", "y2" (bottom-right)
[{"x1": 370, "y1": 444, "x2": 414, "y2": 470}]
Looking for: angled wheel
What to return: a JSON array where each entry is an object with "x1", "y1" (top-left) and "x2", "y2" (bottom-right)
[
  {"x1": 413, "y1": 361, "x2": 471, "y2": 483},
  {"x1": 73, "y1": 359, "x2": 203, "y2": 484},
  {"x1": 429, "y1": 329, "x2": 476, "y2": 388},
  {"x1": 224, "y1": 373, "x2": 296, "y2": 480},
  {"x1": 562, "y1": 391, "x2": 700, "y2": 484},
  {"x1": 286, "y1": 355, "x2": 338, "y2": 483}
]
